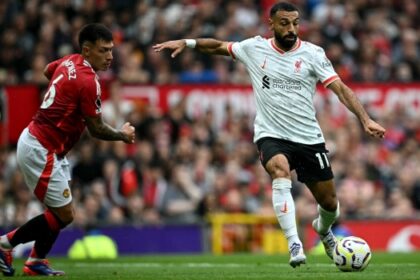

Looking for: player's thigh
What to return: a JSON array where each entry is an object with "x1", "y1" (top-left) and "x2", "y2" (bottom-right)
[
  {"x1": 46, "y1": 156, "x2": 72, "y2": 208},
  {"x1": 16, "y1": 129, "x2": 72, "y2": 208},
  {"x1": 294, "y1": 142, "x2": 334, "y2": 184},
  {"x1": 16, "y1": 128, "x2": 46, "y2": 189},
  {"x1": 256, "y1": 137, "x2": 293, "y2": 178}
]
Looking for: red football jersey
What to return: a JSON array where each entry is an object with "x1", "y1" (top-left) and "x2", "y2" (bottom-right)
[{"x1": 29, "y1": 54, "x2": 102, "y2": 157}]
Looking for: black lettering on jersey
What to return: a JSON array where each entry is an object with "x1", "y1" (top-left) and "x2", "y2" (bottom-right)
[{"x1": 262, "y1": 75, "x2": 270, "y2": 89}]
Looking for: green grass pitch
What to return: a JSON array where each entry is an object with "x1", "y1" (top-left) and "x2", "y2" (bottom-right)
[{"x1": 9, "y1": 252, "x2": 420, "y2": 279}]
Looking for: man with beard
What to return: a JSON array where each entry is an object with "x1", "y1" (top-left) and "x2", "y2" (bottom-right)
[{"x1": 153, "y1": 2, "x2": 385, "y2": 267}]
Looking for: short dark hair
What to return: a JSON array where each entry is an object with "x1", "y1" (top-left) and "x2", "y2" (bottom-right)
[
  {"x1": 270, "y1": 2, "x2": 299, "y2": 18},
  {"x1": 78, "y1": 23, "x2": 113, "y2": 49}
]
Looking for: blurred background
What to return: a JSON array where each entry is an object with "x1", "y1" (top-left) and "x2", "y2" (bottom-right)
[{"x1": 0, "y1": 0, "x2": 419, "y2": 257}]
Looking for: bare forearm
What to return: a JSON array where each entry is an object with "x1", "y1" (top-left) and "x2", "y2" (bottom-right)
[
  {"x1": 338, "y1": 86, "x2": 370, "y2": 124},
  {"x1": 329, "y1": 81, "x2": 370, "y2": 125},
  {"x1": 153, "y1": 38, "x2": 229, "y2": 58},
  {"x1": 89, "y1": 122, "x2": 126, "y2": 141}
]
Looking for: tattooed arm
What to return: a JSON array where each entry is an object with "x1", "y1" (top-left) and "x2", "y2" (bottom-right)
[{"x1": 84, "y1": 116, "x2": 135, "y2": 144}]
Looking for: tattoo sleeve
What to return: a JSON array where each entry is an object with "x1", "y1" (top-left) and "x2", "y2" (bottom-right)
[{"x1": 85, "y1": 116, "x2": 126, "y2": 141}]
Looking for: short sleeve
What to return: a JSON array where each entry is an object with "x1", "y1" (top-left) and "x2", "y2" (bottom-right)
[
  {"x1": 312, "y1": 47, "x2": 340, "y2": 87},
  {"x1": 46, "y1": 56, "x2": 67, "y2": 78},
  {"x1": 229, "y1": 37, "x2": 260, "y2": 65},
  {"x1": 80, "y1": 77, "x2": 102, "y2": 117}
]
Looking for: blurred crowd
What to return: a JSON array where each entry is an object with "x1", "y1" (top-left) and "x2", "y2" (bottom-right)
[
  {"x1": 0, "y1": 0, "x2": 419, "y2": 85},
  {"x1": 1, "y1": 82, "x2": 420, "y2": 229},
  {"x1": 0, "y1": 0, "x2": 420, "y2": 230}
]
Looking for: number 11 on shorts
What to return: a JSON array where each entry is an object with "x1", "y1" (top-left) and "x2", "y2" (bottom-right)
[{"x1": 315, "y1": 152, "x2": 330, "y2": 169}]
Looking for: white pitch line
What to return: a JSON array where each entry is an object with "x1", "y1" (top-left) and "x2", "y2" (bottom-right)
[{"x1": 69, "y1": 262, "x2": 420, "y2": 268}]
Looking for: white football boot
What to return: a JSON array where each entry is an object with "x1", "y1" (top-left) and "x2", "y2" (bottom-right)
[
  {"x1": 289, "y1": 242, "x2": 306, "y2": 268},
  {"x1": 312, "y1": 218, "x2": 337, "y2": 259}
]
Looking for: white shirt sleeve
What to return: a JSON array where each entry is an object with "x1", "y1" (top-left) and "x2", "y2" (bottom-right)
[
  {"x1": 228, "y1": 37, "x2": 259, "y2": 65},
  {"x1": 312, "y1": 46, "x2": 340, "y2": 87}
]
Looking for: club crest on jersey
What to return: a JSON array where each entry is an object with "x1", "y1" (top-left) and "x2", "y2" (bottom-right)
[
  {"x1": 63, "y1": 188, "x2": 70, "y2": 198},
  {"x1": 294, "y1": 59, "x2": 302, "y2": 73}
]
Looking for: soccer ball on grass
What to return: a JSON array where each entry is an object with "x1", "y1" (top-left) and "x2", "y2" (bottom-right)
[{"x1": 332, "y1": 236, "x2": 371, "y2": 272}]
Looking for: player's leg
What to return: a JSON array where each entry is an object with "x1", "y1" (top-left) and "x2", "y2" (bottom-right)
[
  {"x1": 257, "y1": 138, "x2": 306, "y2": 268},
  {"x1": 22, "y1": 203, "x2": 73, "y2": 276},
  {"x1": 0, "y1": 128, "x2": 73, "y2": 276},
  {"x1": 0, "y1": 128, "x2": 35, "y2": 276},
  {"x1": 22, "y1": 156, "x2": 73, "y2": 276},
  {"x1": 297, "y1": 142, "x2": 339, "y2": 259},
  {"x1": 306, "y1": 179, "x2": 339, "y2": 259}
]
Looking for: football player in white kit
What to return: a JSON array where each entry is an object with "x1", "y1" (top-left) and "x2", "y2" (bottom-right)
[{"x1": 153, "y1": 2, "x2": 386, "y2": 267}]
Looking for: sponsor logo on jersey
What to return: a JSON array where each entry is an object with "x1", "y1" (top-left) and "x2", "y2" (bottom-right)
[
  {"x1": 262, "y1": 75, "x2": 302, "y2": 90},
  {"x1": 262, "y1": 75, "x2": 270, "y2": 89}
]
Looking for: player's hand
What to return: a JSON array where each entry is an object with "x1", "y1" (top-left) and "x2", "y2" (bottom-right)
[
  {"x1": 363, "y1": 119, "x2": 386, "y2": 138},
  {"x1": 121, "y1": 122, "x2": 135, "y2": 144},
  {"x1": 152, "y1": 40, "x2": 187, "y2": 58}
]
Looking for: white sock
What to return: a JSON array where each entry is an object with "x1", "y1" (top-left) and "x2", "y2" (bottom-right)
[
  {"x1": 0, "y1": 235, "x2": 12, "y2": 249},
  {"x1": 272, "y1": 178, "x2": 300, "y2": 247},
  {"x1": 316, "y1": 202, "x2": 340, "y2": 235}
]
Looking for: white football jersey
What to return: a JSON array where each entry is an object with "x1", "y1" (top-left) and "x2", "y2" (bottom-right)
[{"x1": 227, "y1": 36, "x2": 339, "y2": 144}]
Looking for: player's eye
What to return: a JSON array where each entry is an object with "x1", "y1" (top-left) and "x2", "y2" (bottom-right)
[{"x1": 100, "y1": 48, "x2": 112, "y2": 53}]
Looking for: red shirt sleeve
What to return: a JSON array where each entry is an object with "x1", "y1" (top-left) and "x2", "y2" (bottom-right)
[
  {"x1": 45, "y1": 56, "x2": 68, "y2": 79},
  {"x1": 80, "y1": 77, "x2": 102, "y2": 118}
]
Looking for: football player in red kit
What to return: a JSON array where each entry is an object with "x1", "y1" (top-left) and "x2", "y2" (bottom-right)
[{"x1": 0, "y1": 23, "x2": 135, "y2": 276}]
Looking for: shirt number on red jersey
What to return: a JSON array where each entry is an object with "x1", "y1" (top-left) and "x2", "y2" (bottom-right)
[{"x1": 41, "y1": 74, "x2": 64, "y2": 109}]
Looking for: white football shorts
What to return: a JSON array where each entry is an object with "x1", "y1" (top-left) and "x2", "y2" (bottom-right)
[{"x1": 16, "y1": 128, "x2": 72, "y2": 207}]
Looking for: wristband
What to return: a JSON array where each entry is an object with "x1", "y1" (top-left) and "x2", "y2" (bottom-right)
[{"x1": 185, "y1": 39, "x2": 197, "y2": 48}]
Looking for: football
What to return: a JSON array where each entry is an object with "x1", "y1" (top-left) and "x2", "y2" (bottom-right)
[{"x1": 333, "y1": 236, "x2": 372, "y2": 272}]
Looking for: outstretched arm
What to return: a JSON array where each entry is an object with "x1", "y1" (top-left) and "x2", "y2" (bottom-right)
[
  {"x1": 153, "y1": 38, "x2": 230, "y2": 58},
  {"x1": 328, "y1": 79, "x2": 386, "y2": 138},
  {"x1": 85, "y1": 116, "x2": 135, "y2": 144}
]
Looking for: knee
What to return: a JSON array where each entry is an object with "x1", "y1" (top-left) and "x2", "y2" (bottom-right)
[
  {"x1": 50, "y1": 206, "x2": 74, "y2": 228},
  {"x1": 266, "y1": 155, "x2": 291, "y2": 179},
  {"x1": 59, "y1": 208, "x2": 74, "y2": 227}
]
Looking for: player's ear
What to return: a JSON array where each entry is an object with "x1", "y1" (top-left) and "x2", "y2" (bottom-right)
[
  {"x1": 81, "y1": 42, "x2": 92, "y2": 57},
  {"x1": 268, "y1": 18, "x2": 274, "y2": 31}
]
